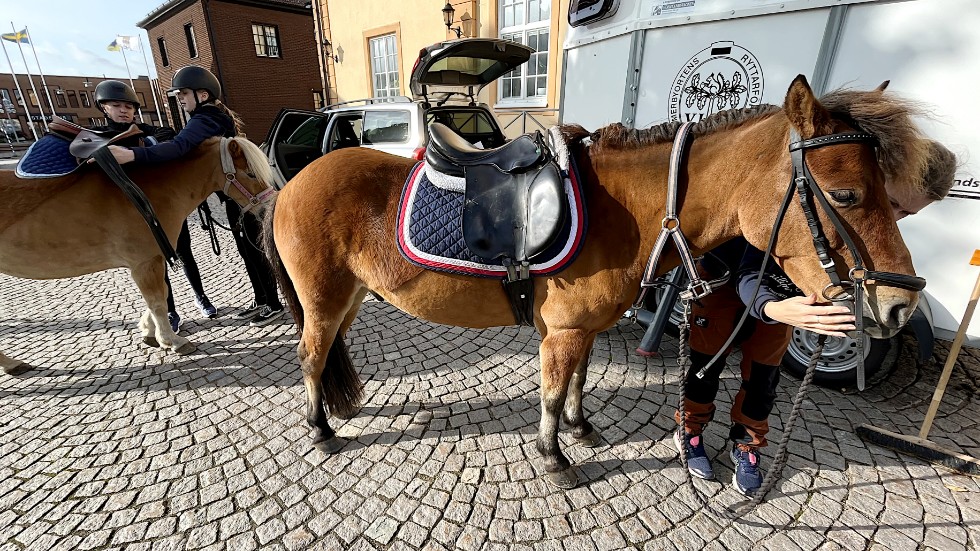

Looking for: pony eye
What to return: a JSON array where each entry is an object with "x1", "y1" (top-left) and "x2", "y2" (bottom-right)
[
  {"x1": 829, "y1": 189, "x2": 857, "y2": 205},
  {"x1": 246, "y1": 171, "x2": 256, "y2": 178}
]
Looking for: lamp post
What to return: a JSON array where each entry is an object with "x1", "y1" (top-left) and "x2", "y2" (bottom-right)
[{"x1": 442, "y1": 2, "x2": 463, "y2": 38}]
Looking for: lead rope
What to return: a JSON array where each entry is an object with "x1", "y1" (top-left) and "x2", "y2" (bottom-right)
[{"x1": 676, "y1": 295, "x2": 827, "y2": 521}]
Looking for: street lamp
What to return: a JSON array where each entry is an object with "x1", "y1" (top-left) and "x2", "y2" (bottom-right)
[{"x1": 442, "y1": 3, "x2": 463, "y2": 38}]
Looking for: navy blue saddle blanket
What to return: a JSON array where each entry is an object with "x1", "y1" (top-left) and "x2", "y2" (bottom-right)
[
  {"x1": 16, "y1": 135, "x2": 81, "y2": 178},
  {"x1": 397, "y1": 161, "x2": 587, "y2": 278}
]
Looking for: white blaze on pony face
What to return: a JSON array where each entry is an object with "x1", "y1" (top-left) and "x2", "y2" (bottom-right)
[{"x1": 102, "y1": 100, "x2": 136, "y2": 124}]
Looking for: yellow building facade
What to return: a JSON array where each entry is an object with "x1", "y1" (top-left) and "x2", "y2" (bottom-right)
[{"x1": 311, "y1": 0, "x2": 568, "y2": 136}]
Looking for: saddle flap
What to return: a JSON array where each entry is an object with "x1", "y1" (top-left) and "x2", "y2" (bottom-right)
[
  {"x1": 69, "y1": 124, "x2": 143, "y2": 159},
  {"x1": 462, "y1": 162, "x2": 567, "y2": 263}
]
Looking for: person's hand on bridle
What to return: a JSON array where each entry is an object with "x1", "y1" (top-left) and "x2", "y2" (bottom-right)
[{"x1": 762, "y1": 293, "x2": 856, "y2": 337}]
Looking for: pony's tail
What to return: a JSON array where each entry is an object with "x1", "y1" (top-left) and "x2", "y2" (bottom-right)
[
  {"x1": 260, "y1": 197, "x2": 305, "y2": 334},
  {"x1": 323, "y1": 333, "x2": 363, "y2": 418}
]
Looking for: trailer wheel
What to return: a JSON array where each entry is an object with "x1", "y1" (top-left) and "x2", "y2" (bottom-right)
[{"x1": 781, "y1": 328, "x2": 897, "y2": 387}]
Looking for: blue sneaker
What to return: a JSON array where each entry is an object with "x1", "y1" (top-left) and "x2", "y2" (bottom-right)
[
  {"x1": 168, "y1": 311, "x2": 181, "y2": 334},
  {"x1": 674, "y1": 430, "x2": 714, "y2": 480},
  {"x1": 195, "y1": 294, "x2": 218, "y2": 318},
  {"x1": 730, "y1": 445, "x2": 763, "y2": 496}
]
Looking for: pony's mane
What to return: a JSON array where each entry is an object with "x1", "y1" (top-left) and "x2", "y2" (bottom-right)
[
  {"x1": 559, "y1": 86, "x2": 931, "y2": 195},
  {"x1": 203, "y1": 135, "x2": 275, "y2": 188}
]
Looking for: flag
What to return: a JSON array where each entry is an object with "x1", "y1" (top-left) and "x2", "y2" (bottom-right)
[
  {"x1": 116, "y1": 35, "x2": 139, "y2": 51},
  {"x1": 107, "y1": 39, "x2": 121, "y2": 52},
  {"x1": 1, "y1": 29, "x2": 28, "y2": 44}
]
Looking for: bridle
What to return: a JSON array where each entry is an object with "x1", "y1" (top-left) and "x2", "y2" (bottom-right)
[
  {"x1": 634, "y1": 121, "x2": 926, "y2": 391},
  {"x1": 219, "y1": 137, "x2": 278, "y2": 217}
]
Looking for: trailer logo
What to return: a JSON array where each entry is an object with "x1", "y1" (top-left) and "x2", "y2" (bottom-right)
[{"x1": 669, "y1": 41, "x2": 764, "y2": 122}]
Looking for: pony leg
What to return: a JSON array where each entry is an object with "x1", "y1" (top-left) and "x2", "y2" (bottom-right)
[
  {"x1": 300, "y1": 314, "x2": 363, "y2": 453},
  {"x1": 139, "y1": 309, "x2": 158, "y2": 347},
  {"x1": 130, "y1": 259, "x2": 195, "y2": 355},
  {"x1": 0, "y1": 351, "x2": 29, "y2": 375},
  {"x1": 329, "y1": 289, "x2": 369, "y2": 421},
  {"x1": 537, "y1": 329, "x2": 593, "y2": 489},
  {"x1": 562, "y1": 334, "x2": 602, "y2": 447}
]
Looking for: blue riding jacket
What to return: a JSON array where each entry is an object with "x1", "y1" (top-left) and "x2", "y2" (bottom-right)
[{"x1": 130, "y1": 104, "x2": 235, "y2": 163}]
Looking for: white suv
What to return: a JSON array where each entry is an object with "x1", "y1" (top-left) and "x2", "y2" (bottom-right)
[{"x1": 264, "y1": 38, "x2": 532, "y2": 183}]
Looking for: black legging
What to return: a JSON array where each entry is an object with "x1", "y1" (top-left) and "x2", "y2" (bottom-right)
[
  {"x1": 165, "y1": 220, "x2": 206, "y2": 312},
  {"x1": 225, "y1": 200, "x2": 282, "y2": 310}
]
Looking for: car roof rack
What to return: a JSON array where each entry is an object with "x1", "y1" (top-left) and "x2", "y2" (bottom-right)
[{"x1": 324, "y1": 96, "x2": 413, "y2": 109}]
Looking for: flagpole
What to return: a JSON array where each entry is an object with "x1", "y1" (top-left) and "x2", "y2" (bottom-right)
[
  {"x1": 24, "y1": 25, "x2": 57, "y2": 118},
  {"x1": 137, "y1": 35, "x2": 164, "y2": 126},
  {"x1": 118, "y1": 46, "x2": 143, "y2": 122},
  {"x1": 10, "y1": 22, "x2": 48, "y2": 131},
  {"x1": 0, "y1": 97, "x2": 16, "y2": 156},
  {"x1": 0, "y1": 37, "x2": 39, "y2": 141}
]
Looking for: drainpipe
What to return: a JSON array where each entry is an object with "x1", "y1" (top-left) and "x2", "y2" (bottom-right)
[{"x1": 202, "y1": 0, "x2": 227, "y2": 103}]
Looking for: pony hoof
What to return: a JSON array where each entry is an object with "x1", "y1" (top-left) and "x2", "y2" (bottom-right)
[
  {"x1": 3, "y1": 362, "x2": 31, "y2": 375},
  {"x1": 546, "y1": 468, "x2": 578, "y2": 489},
  {"x1": 142, "y1": 336, "x2": 160, "y2": 348},
  {"x1": 575, "y1": 429, "x2": 603, "y2": 448},
  {"x1": 174, "y1": 342, "x2": 197, "y2": 355},
  {"x1": 314, "y1": 437, "x2": 346, "y2": 454}
]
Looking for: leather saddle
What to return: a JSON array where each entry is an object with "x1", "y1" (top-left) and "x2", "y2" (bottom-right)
[
  {"x1": 425, "y1": 122, "x2": 567, "y2": 269},
  {"x1": 48, "y1": 115, "x2": 143, "y2": 159}
]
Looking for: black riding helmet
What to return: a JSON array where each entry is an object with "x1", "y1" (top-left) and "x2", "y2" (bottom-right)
[
  {"x1": 169, "y1": 65, "x2": 221, "y2": 101},
  {"x1": 95, "y1": 80, "x2": 140, "y2": 109}
]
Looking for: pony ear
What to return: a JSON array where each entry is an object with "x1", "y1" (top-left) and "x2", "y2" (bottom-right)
[
  {"x1": 226, "y1": 138, "x2": 242, "y2": 156},
  {"x1": 783, "y1": 74, "x2": 831, "y2": 139},
  {"x1": 874, "y1": 80, "x2": 890, "y2": 92}
]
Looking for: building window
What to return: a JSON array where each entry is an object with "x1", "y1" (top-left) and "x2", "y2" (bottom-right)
[
  {"x1": 184, "y1": 24, "x2": 198, "y2": 58},
  {"x1": 0, "y1": 89, "x2": 12, "y2": 112},
  {"x1": 499, "y1": 0, "x2": 550, "y2": 104},
  {"x1": 137, "y1": 92, "x2": 147, "y2": 108},
  {"x1": 67, "y1": 90, "x2": 79, "y2": 108},
  {"x1": 14, "y1": 90, "x2": 23, "y2": 106},
  {"x1": 55, "y1": 89, "x2": 66, "y2": 108},
  {"x1": 158, "y1": 37, "x2": 170, "y2": 67},
  {"x1": 252, "y1": 24, "x2": 280, "y2": 58},
  {"x1": 80, "y1": 91, "x2": 91, "y2": 108},
  {"x1": 368, "y1": 34, "x2": 399, "y2": 98},
  {"x1": 27, "y1": 90, "x2": 39, "y2": 107}
]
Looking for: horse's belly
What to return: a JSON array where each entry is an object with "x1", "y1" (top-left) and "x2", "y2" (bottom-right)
[{"x1": 380, "y1": 271, "x2": 518, "y2": 329}]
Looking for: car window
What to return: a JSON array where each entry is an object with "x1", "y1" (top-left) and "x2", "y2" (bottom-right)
[
  {"x1": 426, "y1": 110, "x2": 503, "y2": 148},
  {"x1": 328, "y1": 114, "x2": 363, "y2": 150},
  {"x1": 362, "y1": 110, "x2": 411, "y2": 144},
  {"x1": 284, "y1": 116, "x2": 328, "y2": 147}
]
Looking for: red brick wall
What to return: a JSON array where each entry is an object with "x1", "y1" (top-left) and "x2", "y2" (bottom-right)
[{"x1": 144, "y1": 0, "x2": 320, "y2": 140}]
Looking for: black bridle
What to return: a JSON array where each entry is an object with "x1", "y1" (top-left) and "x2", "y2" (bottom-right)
[{"x1": 635, "y1": 122, "x2": 926, "y2": 391}]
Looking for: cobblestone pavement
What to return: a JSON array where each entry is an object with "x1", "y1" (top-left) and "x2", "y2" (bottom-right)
[{"x1": 2, "y1": 224, "x2": 979, "y2": 551}]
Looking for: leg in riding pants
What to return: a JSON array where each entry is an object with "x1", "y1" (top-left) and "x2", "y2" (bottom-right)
[
  {"x1": 225, "y1": 200, "x2": 282, "y2": 310},
  {"x1": 673, "y1": 284, "x2": 791, "y2": 448},
  {"x1": 165, "y1": 220, "x2": 207, "y2": 312}
]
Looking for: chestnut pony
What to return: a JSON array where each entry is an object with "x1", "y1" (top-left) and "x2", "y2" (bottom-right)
[
  {"x1": 0, "y1": 137, "x2": 277, "y2": 373},
  {"x1": 264, "y1": 76, "x2": 930, "y2": 487}
]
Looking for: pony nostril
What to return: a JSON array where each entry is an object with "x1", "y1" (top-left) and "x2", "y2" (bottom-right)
[{"x1": 886, "y1": 300, "x2": 912, "y2": 328}]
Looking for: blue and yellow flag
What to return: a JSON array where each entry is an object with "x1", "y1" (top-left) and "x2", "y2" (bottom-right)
[
  {"x1": 107, "y1": 39, "x2": 121, "y2": 52},
  {"x1": 1, "y1": 29, "x2": 29, "y2": 44}
]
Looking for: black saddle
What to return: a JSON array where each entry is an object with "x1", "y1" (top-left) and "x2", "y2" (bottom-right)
[
  {"x1": 48, "y1": 115, "x2": 144, "y2": 159},
  {"x1": 426, "y1": 122, "x2": 547, "y2": 176}
]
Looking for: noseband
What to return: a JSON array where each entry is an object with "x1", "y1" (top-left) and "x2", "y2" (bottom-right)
[
  {"x1": 635, "y1": 122, "x2": 925, "y2": 390},
  {"x1": 219, "y1": 137, "x2": 278, "y2": 216}
]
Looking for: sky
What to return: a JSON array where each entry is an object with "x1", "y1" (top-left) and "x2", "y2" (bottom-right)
[{"x1": 1, "y1": 0, "x2": 167, "y2": 80}]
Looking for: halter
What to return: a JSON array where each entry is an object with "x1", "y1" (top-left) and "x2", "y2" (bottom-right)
[
  {"x1": 219, "y1": 137, "x2": 278, "y2": 216},
  {"x1": 635, "y1": 123, "x2": 926, "y2": 390}
]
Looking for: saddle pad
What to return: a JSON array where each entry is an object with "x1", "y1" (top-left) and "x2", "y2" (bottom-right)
[
  {"x1": 397, "y1": 159, "x2": 587, "y2": 278},
  {"x1": 16, "y1": 135, "x2": 81, "y2": 178}
]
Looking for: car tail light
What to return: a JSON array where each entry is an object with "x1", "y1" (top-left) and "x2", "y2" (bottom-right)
[{"x1": 412, "y1": 147, "x2": 426, "y2": 161}]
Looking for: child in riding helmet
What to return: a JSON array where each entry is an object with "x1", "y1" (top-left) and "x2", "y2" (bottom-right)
[
  {"x1": 107, "y1": 65, "x2": 284, "y2": 328},
  {"x1": 94, "y1": 78, "x2": 218, "y2": 334},
  {"x1": 673, "y1": 140, "x2": 957, "y2": 496}
]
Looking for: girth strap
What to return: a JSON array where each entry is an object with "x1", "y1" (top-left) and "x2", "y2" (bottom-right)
[{"x1": 91, "y1": 147, "x2": 182, "y2": 270}]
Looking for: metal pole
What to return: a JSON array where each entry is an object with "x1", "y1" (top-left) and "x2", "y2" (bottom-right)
[
  {"x1": 118, "y1": 46, "x2": 143, "y2": 122},
  {"x1": 136, "y1": 35, "x2": 164, "y2": 125},
  {"x1": 0, "y1": 38, "x2": 39, "y2": 140},
  {"x1": 10, "y1": 22, "x2": 48, "y2": 131},
  {"x1": 24, "y1": 25, "x2": 57, "y2": 118}
]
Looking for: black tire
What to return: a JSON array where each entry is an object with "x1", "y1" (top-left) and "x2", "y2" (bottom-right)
[{"x1": 780, "y1": 328, "x2": 898, "y2": 388}]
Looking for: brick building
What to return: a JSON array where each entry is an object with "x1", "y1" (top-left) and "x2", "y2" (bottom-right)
[
  {"x1": 138, "y1": 0, "x2": 321, "y2": 140},
  {"x1": 0, "y1": 74, "x2": 162, "y2": 143}
]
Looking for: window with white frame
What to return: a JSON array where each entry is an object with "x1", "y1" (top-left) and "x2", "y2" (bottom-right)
[
  {"x1": 499, "y1": 0, "x2": 550, "y2": 104},
  {"x1": 252, "y1": 23, "x2": 281, "y2": 58},
  {"x1": 369, "y1": 34, "x2": 399, "y2": 98}
]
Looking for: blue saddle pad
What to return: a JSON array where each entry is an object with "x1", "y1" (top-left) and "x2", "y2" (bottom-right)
[
  {"x1": 397, "y1": 160, "x2": 587, "y2": 278},
  {"x1": 16, "y1": 135, "x2": 82, "y2": 178}
]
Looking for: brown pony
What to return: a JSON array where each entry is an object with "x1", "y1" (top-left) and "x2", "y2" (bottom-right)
[
  {"x1": 264, "y1": 76, "x2": 929, "y2": 488},
  {"x1": 0, "y1": 137, "x2": 277, "y2": 373}
]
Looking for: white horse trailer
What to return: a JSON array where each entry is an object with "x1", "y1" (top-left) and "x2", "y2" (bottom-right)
[{"x1": 562, "y1": 0, "x2": 979, "y2": 383}]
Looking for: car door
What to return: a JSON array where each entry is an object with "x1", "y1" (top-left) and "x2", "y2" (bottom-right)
[{"x1": 264, "y1": 109, "x2": 329, "y2": 183}]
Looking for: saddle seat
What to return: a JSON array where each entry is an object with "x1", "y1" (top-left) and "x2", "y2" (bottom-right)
[
  {"x1": 48, "y1": 115, "x2": 144, "y2": 159},
  {"x1": 426, "y1": 122, "x2": 546, "y2": 176}
]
